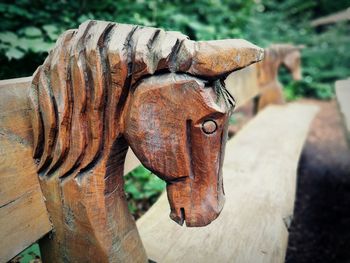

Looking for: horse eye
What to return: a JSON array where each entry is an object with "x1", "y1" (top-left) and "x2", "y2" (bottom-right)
[{"x1": 202, "y1": 120, "x2": 217, "y2": 134}]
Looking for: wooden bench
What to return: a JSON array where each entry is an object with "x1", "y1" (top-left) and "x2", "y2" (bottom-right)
[
  {"x1": 0, "y1": 20, "x2": 318, "y2": 262},
  {"x1": 335, "y1": 78, "x2": 350, "y2": 146}
]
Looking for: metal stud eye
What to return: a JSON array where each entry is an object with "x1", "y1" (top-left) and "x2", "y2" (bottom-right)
[{"x1": 202, "y1": 120, "x2": 217, "y2": 134}]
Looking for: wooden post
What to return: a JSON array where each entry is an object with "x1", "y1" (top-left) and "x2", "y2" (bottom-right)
[
  {"x1": 335, "y1": 78, "x2": 350, "y2": 146},
  {"x1": 0, "y1": 78, "x2": 52, "y2": 263}
]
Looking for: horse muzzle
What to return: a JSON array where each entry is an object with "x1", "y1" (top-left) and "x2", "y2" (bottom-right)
[
  {"x1": 166, "y1": 171, "x2": 225, "y2": 227},
  {"x1": 166, "y1": 124, "x2": 227, "y2": 227}
]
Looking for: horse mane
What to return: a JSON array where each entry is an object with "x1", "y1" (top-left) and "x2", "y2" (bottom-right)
[
  {"x1": 29, "y1": 20, "x2": 183, "y2": 178},
  {"x1": 29, "y1": 20, "x2": 234, "y2": 179}
]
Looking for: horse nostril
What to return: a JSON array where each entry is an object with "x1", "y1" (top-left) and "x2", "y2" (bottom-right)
[{"x1": 202, "y1": 120, "x2": 217, "y2": 134}]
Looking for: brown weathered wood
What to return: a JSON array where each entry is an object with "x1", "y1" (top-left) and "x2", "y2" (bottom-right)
[
  {"x1": 23, "y1": 20, "x2": 263, "y2": 262},
  {"x1": 137, "y1": 103, "x2": 319, "y2": 263},
  {"x1": 255, "y1": 44, "x2": 303, "y2": 111},
  {"x1": 335, "y1": 78, "x2": 350, "y2": 146},
  {"x1": 0, "y1": 79, "x2": 52, "y2": 263}
]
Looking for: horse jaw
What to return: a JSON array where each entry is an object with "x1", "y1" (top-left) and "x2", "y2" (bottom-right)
[
  {"x1": 166, "y1": 173, "x2": 225, "y2": 227},
  {"x1": 167, "y1": 115, "x2": 229, "y2": 227}
]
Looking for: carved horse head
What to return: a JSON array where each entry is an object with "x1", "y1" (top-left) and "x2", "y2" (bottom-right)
[
  {"x1": 271, "y1": 44, "x2": 303, "y2": 81},
  {"x1": 29, "y1": 20, "x2": 263, "y2": 229}
]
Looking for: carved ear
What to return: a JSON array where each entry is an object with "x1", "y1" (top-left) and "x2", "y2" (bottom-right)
[{"x1": 185, "y1": 39, "x2": 264, "y2": 78}]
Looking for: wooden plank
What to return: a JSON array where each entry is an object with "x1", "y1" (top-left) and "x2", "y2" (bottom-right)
[
  {"x1": 124, "y1": 148, "x2": 142, "y2": 175},
  {"x1": 336, "y1": 78, "x2": 350, "y2": 145},
  {"x1": 137, "y1": 103, "x2": 319, "y2": 263},
  {"x1": 0, "y1": 76, "x2": 32, "y2": 89},
  {"x1": 0, "y1": 189, "x2": 51, "y2": 262},
  {"x1": 0, "y1": 81, "x2": 52, "y2": 263},
  {"x1": 311, "y1": 8, "x2": 350, "y2": 27},
  {"x1": 225, "y1": 64, "x2": 259, "y2": 109}
]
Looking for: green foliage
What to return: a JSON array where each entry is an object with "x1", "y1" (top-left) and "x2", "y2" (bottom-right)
[
  {"x1": 124, "y1": 165, "x2": 166, "y2": 216},
  {"x1": 0, "y1": 0, "x2": 349, "y2": 93},
  {"x1": 284, "y1": 80, "x2": 334, "y2": 101},
  {"x1": 242, "y1": 0, "x2": 350, "y2": 100},
  {"x1": 0, "y1": 0, "x2": 253, "y2": 79},
  {"x1": 10, "y1": 243, "x2": 41, "y2": 263},
  {"x1": 229, "y1": 115, "x2": 238, "y2": 125}
]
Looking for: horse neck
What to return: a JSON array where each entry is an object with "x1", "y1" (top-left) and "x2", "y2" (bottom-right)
[{"x1": 38, "y1": 129, "x2": 148, "y2": 262}]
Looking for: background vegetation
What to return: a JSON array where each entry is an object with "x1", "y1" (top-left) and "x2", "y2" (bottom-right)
[{"x1": 1, "y1": 0, "x2": 349, "y2": 99}]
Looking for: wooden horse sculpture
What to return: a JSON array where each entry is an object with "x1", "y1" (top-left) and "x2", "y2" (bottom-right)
[
  {"x1": 28, "y1": 20, "x2": 263, "y2": 262},
  {"x1": 255, "y1": 44, "x2": 303, "y2": 111}
]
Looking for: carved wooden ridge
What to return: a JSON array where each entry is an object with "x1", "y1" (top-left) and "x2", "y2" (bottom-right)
[{"x1": 29, "y1": 20, "x2": 263, "y2": 262}]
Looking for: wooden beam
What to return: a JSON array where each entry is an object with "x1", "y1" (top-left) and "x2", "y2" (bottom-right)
[
  {"x1": 225, "y1": 64, "x2": 259, "y2": 108},
  {"x1": 0, "y1": 80, "x2": 52, "y2": 263},
  {"x1": 336, "y1": 78, "x2": 350, "y2": 145},
  {"x1": 311, "y1": 8, "x2": 350, "y2": 27},
  {"x1": 137, "y1": 103, "x2": 318, "y2": 263}
]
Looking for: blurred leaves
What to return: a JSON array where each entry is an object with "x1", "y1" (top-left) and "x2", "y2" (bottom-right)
[
  {"x1": 21, "y1": 26, "x2": 41, "y2": 38},
  {"x1": 244, "y1": 0, "x2": 350, "y2": 100},
  {"x1": 0, "y1": 0, "x2": 349, "y2": 95},
  {"x1": 5, "y1": 47, "x2": 24, "y2": 60},
  {"x1": 124, "y1": 165, "x2": 165, "y2": 217},
  {"x1": 43, "y1": 25, "x2": 60, "y2": 41}
]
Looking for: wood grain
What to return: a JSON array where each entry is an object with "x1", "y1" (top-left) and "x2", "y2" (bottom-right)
[
  {"x1": 137, "y1": 103, "x2": 318, "y2": 263},
  {"x1": 335, "y1": 78, "x2": 350, "y2": 145}
]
